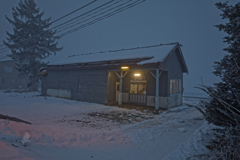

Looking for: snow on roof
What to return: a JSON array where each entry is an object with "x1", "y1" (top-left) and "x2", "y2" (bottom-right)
[
  {"x1": 0, "y1": 56, "x2": 12, "y2": 62},
  {"x1": 49, "y1": 43, "x2": 178, "y2": 66}
]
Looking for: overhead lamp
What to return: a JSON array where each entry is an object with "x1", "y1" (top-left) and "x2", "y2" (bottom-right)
[
  {"x1": 121, "y1": 66, "x2": 129, "y2": 70},
  {"x1": 134, "y1": 73, "x2": 141, "y2": 76}
]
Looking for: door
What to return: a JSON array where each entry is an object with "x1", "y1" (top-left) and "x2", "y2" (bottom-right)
[
  {"x1": 129, "y1": 84, "x2": 147, "y2": 104},
  {"x1": 116, "y1": 82, "x2": 119, "y2": 102}
]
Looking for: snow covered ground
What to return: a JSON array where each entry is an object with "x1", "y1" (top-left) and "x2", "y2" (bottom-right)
[{"x1": 0, "y1": 91, "x2": 208, "y2": 160}]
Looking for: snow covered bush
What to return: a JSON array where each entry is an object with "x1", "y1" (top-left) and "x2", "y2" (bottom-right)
[
  {"x1": 197, "y1": 86, "x2": 240, "y2": 127},
  {"x1": 187, "y1": 127, "x2": 240, "y2": 160},
  {"x1": 191, "y1": 84, "x2": 240, "y2": 160}
]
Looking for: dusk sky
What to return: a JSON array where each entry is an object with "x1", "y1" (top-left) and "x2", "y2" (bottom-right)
[{"x1": 0, "y1": 0, "x2": 236, "y2": 93}]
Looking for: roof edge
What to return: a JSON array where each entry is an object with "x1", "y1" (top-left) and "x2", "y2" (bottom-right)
[{"x1": 161, "y1": 44, "x2": 188, "y2": 74}]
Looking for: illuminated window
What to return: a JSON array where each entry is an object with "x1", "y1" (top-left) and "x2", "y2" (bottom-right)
[
  {"x1": 130, "y1": 84, "x2": 146, "y2": 95},
  {"x1": 130, "y1": 84, "x2": 138, "y2": 94},
  {"x1": 138, "y1": 84, "x2": 146, "y2": 95}
]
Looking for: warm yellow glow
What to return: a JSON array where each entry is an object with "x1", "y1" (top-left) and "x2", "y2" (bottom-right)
[
  {"x1": 134, "y1": 73, "x2": 141, "y2": 76},
  {"x1": 121, "y1": 66, "x2": 129, "y2": 70}
]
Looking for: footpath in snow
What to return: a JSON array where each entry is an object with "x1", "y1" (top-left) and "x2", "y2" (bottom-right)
[{"x1": 0, "y1": 91, "x2": 206, "y2": 160}]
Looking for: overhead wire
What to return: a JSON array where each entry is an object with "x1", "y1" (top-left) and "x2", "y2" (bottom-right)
[
  {"x1": 0, "y1": 0, "x2": 98, "y2": 49},
  {"x1": 0, "y1": 0, "x2": 136, "y2": 53},
  {"x1": 51, "y1": 0, "x2": 117, "y2": 32},
  {"x1": 59, "y1": 0, "x2": 145, "y2": 37},
  {"x1": 57, "y1": 0, "x2": 133, "y2": 34},
  {"x1": 0, "y1": 0, "x2": 145, "y2": 56},
  {"x1": 6, "y1": 0, "x2": 121, "y2": 52},
  {"x1": 49, "y1": 0, "x2": 98, "y2": 25},
  {"x1": 0, "y1": 0, "x2": 119, "y2": 52}
]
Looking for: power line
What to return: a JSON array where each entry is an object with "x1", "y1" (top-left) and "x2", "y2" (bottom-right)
[
  {"x1": 51, "y1": 0, "x2": 116, "y2": 32},
  {"x1": 0, "y1": 0, "x2": 135, "y2": 53},
  {"x1": 59, "y1": 0, "x2": 145, "y2": 37},
  {"x1": 0, "y1": 0, "x2": 144, "y2": 57},
  {"x1": 55, "y1": 0, "x2": 121, "y2": 32},
  {"x1": 17, "y1": 0, "x2": 122, "y2": 50},
  {"x1": 0, "y1": 0, "x2": 119, "y2": 52},
  {"x1": 50, "y1": 0, "x2": 98, "y2": 25},
  {"x1": 0, "y1": 0, "x2": 98, "y2": 49},
  {"x1": 57, "y1": 0, "x2": 132, "y2": 34},
  {"x1": 44, "y1": 0, "x2": 143, "y2": 46}
]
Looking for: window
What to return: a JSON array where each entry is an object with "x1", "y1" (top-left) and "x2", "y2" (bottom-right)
[
  {"x1": 130, "y1": 84, "x2": 138, "y2": 94},
  {"x1": 0, "y1": 78, "x2": 5, "y2": 84},
  {"x1": 138, "y1": 84, "x2": 146, "y2": 94},
  {"x1": 170, "y1": 79, "x2": 181, "y2": 94},
  {"x1": 130, "y1": 84, "x2": 146, "y2": 95},
  {"x1": 4, "y1": 66, "x2": 13, "y2": 73}
]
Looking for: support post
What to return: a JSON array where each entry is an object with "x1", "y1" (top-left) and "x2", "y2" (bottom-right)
[
  {"x1": 114, "y1": 70, "x2": 129, "y2": 107},
  {"x1": 118, "y1": 71, "x2": 123, "y2": 107},
  {"x1": 155, "y1": 69, "x2": 160, "y2": 110}
]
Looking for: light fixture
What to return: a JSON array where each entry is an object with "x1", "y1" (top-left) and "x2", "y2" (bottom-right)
[
  {"x1": 121, "y1": 66, "x2": 129, "y2": 70},
  {"x1": 134, "y1": 73, "x2": 141, "y2": 76}
]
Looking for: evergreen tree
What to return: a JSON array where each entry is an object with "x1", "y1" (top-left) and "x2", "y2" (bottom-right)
[
  {"x1": 4, "y1": 0, "x2": 62, "y2": 90},
  {"x1": 199, "y1": 2, "x2": 240, "y2": 127}
]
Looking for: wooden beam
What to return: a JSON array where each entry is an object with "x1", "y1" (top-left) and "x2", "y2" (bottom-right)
[
  {"x1": 114, "y1": 71, "x2": 120, "y2": 79},
  {"x1": 148, "y1": 70, "x2": 156, "y2": 78},
  {"x1": 122, "y1": 71, "x2": 129, "y2": 79}
]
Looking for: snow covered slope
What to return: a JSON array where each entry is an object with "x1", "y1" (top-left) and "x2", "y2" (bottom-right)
[{"x1": 0, "y1": 91, "x2": 206, "y2": 160}]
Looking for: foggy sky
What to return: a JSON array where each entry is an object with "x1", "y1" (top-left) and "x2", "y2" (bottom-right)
[{"x1": 0, "y1": 0, "x2": 236, "y2": 93}]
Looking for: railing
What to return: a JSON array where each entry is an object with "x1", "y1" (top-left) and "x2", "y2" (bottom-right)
[{"x1": 129, "y1": 94, "x2": 146, "y2": 104}]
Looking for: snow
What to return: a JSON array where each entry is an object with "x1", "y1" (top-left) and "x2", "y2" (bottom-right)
[
  {"x1": 0, "y1": 91, "x2": 208, "y2": 160},
  {"x1": 178, "y1": 127, "x2": 186, "y2": 132},
  {"x1": 48, "y1": 44, "x2": 176, "y2": 66},
  {"x1": 0, "y1": 56, "x2": 13, "y2": 62},
  {"x1": 163, "y1": 122, "x2": 216, "y2": 160}
]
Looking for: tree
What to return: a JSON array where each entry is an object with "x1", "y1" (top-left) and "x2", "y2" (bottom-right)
[
  {"x1": 4, "y1": 0, "x2": 62, "y2": 90},
  {"x1": 188, "y1": 3, "x2": 240, "y2": 159},
  {"x1": 199, "y1": 2, "x2": 240, "y2": 127}
]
